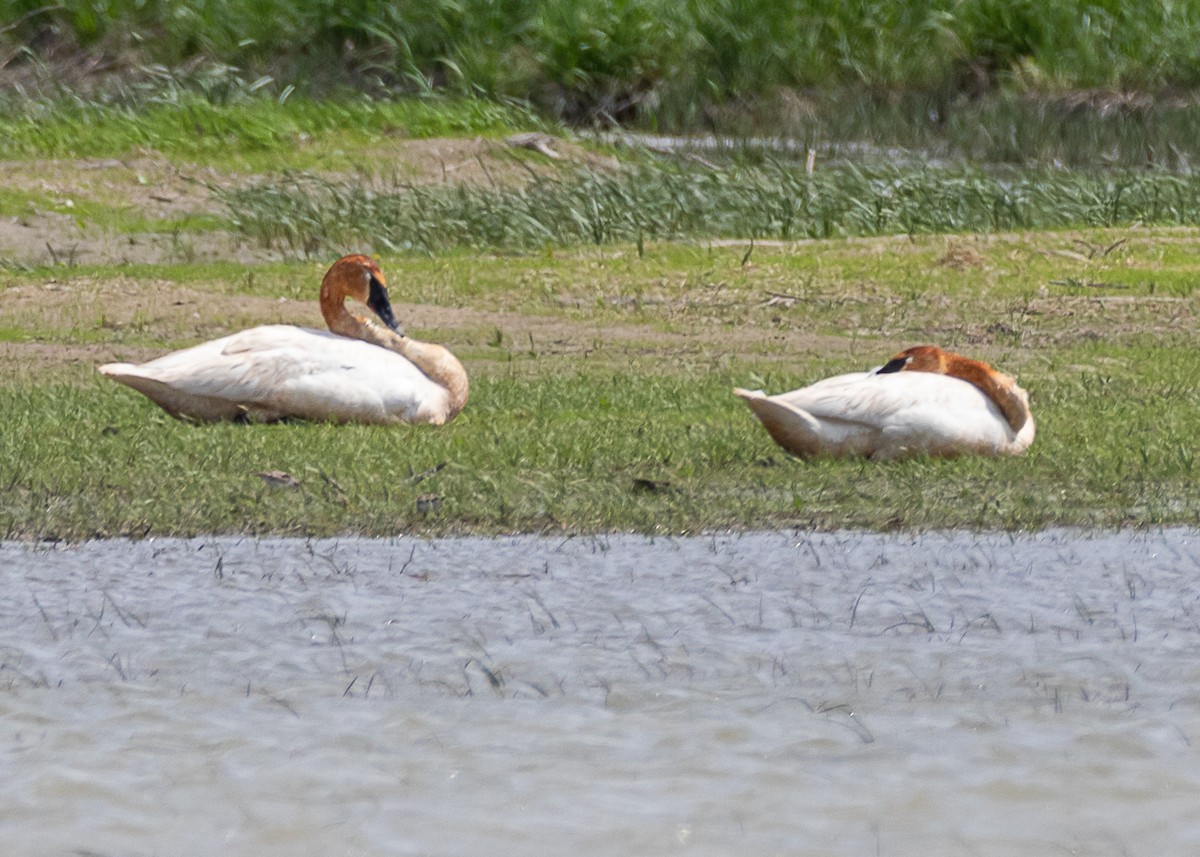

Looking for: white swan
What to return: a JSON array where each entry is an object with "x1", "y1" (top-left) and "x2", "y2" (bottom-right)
[
  {"x1": 99, "y1": 255, "x2": 468, "y2": 425},
  {"x1": 734, "y1": 345, "x2": 1034, "y2": 459}
]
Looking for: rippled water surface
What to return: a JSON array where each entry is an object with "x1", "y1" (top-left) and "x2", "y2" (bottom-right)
[{"x1": 4, "y1": 530, "x2": 1200, "y2": 856}]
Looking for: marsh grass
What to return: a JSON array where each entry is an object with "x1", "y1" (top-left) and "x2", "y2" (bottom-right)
[
  {"x1": 220, "y1": 162, "x2": 1200, "y2": 256},
  {"x1": 10, "y1": 2, "x2": 1200, "y2": 180},
  {"x1": 9, "y1": 70, "x2": 1200, "y2": 178},
  {"x1": 4, "y1": 14, "x2": 1200, "y2": 538},
  {"x1": 718, "y1": 91, "x2": 1200, "y2": 171},
  {"x1": 0, "y1": 92, "x2": 536, "y2": 163},
  {"x1": 8, "y1": 0, "x2": 1200, "y2": 124}
]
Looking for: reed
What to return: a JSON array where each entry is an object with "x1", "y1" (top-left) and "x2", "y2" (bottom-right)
[
  {"x1": 8, "y1": 65, "x2": 1200, "y2": 171},
  {"x1": 219, "y1": 163, "x2": 1200, "y2": 255},
  {"x1": 5, "y1": 0, "x2": 1200, "y2": 124}
]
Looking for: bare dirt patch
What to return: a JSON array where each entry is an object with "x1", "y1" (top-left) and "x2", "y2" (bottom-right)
[
  {"x1": 937, "y1": 242, "x2": 987, "y2": 270},
  {"x1": 374, "y1": 135, "x2": 619, "y2": 186},
  {"x1": 3, "y1": 267, "x2": 864, "y2": 380},
  {"x1": 0, "y1": 213, "x2": 283, "y2": 268},
  {"x1": 0, "y1": 155, "x2": 281, "y2": 266},
  {"x1": 0, "y1": 157, "x2": 217, "y2": 218}
]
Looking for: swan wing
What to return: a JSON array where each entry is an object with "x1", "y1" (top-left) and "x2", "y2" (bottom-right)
[
  {"x1": 101, "y1": 326, "x2": 449, "y2": 424},
  {"x1": 737, "y1": 372, "x2": 1027, "y2": 458}
]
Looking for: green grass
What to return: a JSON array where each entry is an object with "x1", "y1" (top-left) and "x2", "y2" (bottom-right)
[
  {"x1": 11, "y1": 60, "x2": 1200, "y2": 172},
  {"x1": 0, "y1": 92, "x2": 538, "y2": 165},
  {"x1": 2, "y1": 229, "x2": 1199, "y2": 538},
  {"x1": 1, "y1": 90, "x2": 1197, "y2": 539},
  {"x1": 7, "y1": 0, "x2": 1200, "y2": 125},
  {"x1": 3, "y1": 335, "x2": 1198, "y2": 540}
]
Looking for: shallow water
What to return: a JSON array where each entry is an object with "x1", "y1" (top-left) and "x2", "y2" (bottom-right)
[{"x1": 3, "y1": 530, "x2": 1200, "y2": 856}]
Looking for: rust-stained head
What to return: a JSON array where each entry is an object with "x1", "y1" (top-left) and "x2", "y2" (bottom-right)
[
  {"x1": 319, "y1": 254, "x2": 402, "y2": 336},
  {"x1": 877, "y1": 344, "x2": 1029, "y2": 433}
]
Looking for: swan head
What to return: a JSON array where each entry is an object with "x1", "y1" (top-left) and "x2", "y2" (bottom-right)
[
  {"x1": 876, "y1": 344, "x2": 1031, "y2": 434},
  {"x1": 876, "y1": 344, "x2": 947, "y2": 375},
  {"x1": 321, "y1": 255, "x2": 406, "y2": 337}
]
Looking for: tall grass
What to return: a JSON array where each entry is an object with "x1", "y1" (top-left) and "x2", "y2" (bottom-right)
[
  {"x1": 8, "y1": 78, "x2": 1200, "y2": 169},
  {"x1": 6, "y1": 0, "x2": 1200, "y2": 124},
  {"x1": 219, "y1": 162, "x2": 1200, "y2": 255}
]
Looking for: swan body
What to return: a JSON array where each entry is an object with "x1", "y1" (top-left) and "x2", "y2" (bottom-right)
[
  {"x1": 99, "y1": 255, "x2": 468, "y2": 425},
  {"x1": 734, "y1": 346, "x2": 1034, "y2": 460}
]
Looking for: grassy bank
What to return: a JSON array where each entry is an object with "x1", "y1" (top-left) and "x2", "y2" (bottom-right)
[
  {"x1": 6, "y1": 1, "x2": 1200, "y2": 126},
  {"x1": 8, "y1": 79, "x2": 1200, "y2": 174},
  {"x1": 10, "y1": 86, "x2": 1200, "y2": 259},
  {"x1": 0, "y1": 92, "x2": 536, "y2": 164},
  {"x1": 2, "y1": 229, "x2": 1199, "y2": 539}
]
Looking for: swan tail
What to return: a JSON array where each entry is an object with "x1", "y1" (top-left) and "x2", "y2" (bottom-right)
[
  {"x1": 733, "y1": 388, "x2": 823, "y2": 457},
  {"x1": 99, "y1": 363, "x2": 252, "y2": 422}
]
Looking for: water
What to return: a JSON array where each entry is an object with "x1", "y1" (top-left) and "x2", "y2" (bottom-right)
[
  {"x1": 585, "y1": 130, "x2": 949, "y2": 169},
  {"x1": 3, "y1": 530, "x2": 1200, "y2": 856}
]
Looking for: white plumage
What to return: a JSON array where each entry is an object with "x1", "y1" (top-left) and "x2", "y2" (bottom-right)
[
  {"x1": 735, "y1": 346, "x2": 1034, "y2": 460},
  {"x1": 101, "y1": 325, "x2": 452, "y2": 425},
  {"x1": 99, "y1": 255, "x2": 468, "y2": 426}
]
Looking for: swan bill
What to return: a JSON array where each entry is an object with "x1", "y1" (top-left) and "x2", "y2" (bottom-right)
[
  {"x1": 875, "y1": 356, "x2": 909, "y2": 374},
  {"x1": 367, "y1": 273, "x2": 404, "y2": 335}
]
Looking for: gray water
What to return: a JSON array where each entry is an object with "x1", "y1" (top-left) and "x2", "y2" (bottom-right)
[{"x1": 3, "y1": 530, "x2": 1200, "y2": 856}]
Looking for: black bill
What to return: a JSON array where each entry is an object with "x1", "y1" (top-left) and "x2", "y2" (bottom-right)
[
  {"x1": 875, "y1": 356, "x2": 908, "y2": 374},
  {"x1": 367, "y1": 274, "x2": 405, "y2": 336}
]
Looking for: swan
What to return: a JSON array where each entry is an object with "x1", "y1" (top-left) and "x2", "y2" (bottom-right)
[
  {"x1": 99, "y1": 255, "x2": 468, "y2": 425},
  {"x1": 733, "y1": 345, "x2": 1034, "y2": 459}
]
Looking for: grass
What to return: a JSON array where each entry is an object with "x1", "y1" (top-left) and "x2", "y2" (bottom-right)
[
  {"x1": 8, "y1": 0, "x2": 1200, "y2": 125},
  {"x1": 11, "y1": 75, "x2": 1200, "y2": 171},
  {"x1": 3, "y1": 338, "x2": 1198, "y2": 539},
  {"x1": 0, "y1": 91, "x2": 537, "y2": 166},
  {"x1": 2, "y1": 228, "x2": 1199, "y2": 539},
  {"x1": 218, "y1": 161, "x2": 1200, "y2": 255},
  {"x1": 12, "y1": 51, "x2": 1200, "y2": 175},
  {"x1": 725, "y1": 89, "x2": 1200, "y2": 170}
]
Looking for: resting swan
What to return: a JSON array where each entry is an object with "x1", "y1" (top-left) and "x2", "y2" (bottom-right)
[
  {"x1": 99, "y1": 255, "x2": 468, "y2": 425},
  {"x1": 734, "y1": 345, "x2": 1034, "y2": 459}
]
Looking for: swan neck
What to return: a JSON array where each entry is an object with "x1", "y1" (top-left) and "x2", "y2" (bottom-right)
[
  {"x1": 316, "y1": 257, "x2": 469, "y2": 422},
  {"x1": 319, "y1": 274, "x2": 366, "y2": 339},
  {"x1": 395, "y1": 334, "x2": 470, "y2": 419},
  {"x1": 946, "y1": 358, "x2": 1030, "y2": 433}
]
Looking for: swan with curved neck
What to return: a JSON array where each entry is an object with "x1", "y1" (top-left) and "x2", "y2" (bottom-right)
[
  {"x1": 734, "y1": 345, "x2": 1034, "y2": 460},
  {"x1": 99, "y1": 255, "x2": 468, "y2": 425}
]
